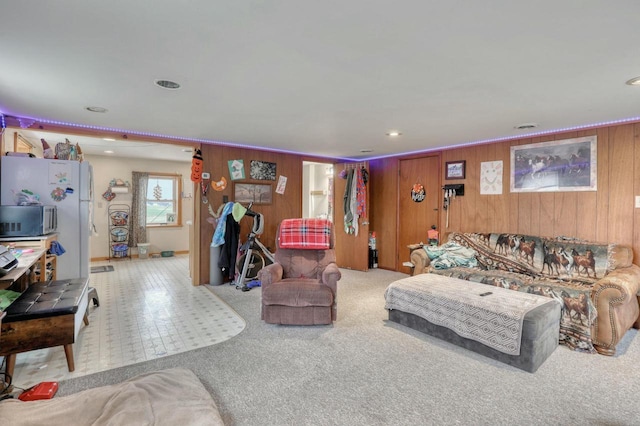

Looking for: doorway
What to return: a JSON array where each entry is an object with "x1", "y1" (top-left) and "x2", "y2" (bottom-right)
[
  {"x1": 398, "y1": 155, "x2": 440, "y2": 273},
  {"x1": 302, "y1": 161, "x2": 333, "y2": 220}
]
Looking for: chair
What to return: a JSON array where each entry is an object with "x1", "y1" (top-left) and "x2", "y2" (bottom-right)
[{"x1": 258, "y1": 218, "x2": 341, "y2": 325}]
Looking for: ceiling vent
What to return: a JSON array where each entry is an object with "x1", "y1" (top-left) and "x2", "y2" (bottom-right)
[
  {"x1": 514, "y1": 123, "x2": 538, "y2": 130},
  {"x1": 154, "y1": 79, "x2": 181, "y2": 90}
]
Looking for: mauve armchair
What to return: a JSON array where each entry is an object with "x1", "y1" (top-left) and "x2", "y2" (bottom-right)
[{"x1": 258, "y1": 219, "x2": 341, "y2": 325}]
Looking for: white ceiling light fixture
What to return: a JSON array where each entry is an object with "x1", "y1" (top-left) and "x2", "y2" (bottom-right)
[
  {"x1": 386, "y1": 130, "x2": 402, "y2": 137},
  {"x1": 626, "y1": 76, "x2": 640, "y2": 86},
  {"x1": 154, "y1": 79, "x2": 181, "y2": 90},
  {"x1": 104, "y1": 150, "x2": 115, "y2": 154},
  {"x1": 360, "y1": 148, "x2": 374, "y2": 153},
  {"x1": 86, "y1": 106, "x2": 108, "y2": 113},
  {"x1": 103, "y1": 138, "x2": 116, "y2": 141}
]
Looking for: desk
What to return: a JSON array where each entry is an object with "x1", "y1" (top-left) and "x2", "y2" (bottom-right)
[
  {"x1": 0, "y1": 249, "x2": 47, "y2": 292},
  {"x1": 0, "y1": 234, "x2": 57, "y2": 282}
]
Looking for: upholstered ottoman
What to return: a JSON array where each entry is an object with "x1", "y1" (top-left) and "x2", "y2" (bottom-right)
[
  {"x1": 385, "y1": 274, "x2": 562, "y2": 373},
  {"x1": 0, "y1": 277, "x2": 89, "y2": 382}
]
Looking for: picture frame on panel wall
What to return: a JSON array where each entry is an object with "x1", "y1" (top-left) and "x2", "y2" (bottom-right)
[
  {"x1": 445, "y1": 160, "x2": 466, "y2": 180},
  {"x1": 250, "y1": 160, "x2": 277, "y2": 180},
  {"x1": 233, "y1": 183, "x2": 273, "y2": 205},
  {"x1": 510, "y1": 135, "x2": 597, "y2": 193}
]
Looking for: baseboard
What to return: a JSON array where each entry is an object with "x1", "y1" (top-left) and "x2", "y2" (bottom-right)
[{"x1": 91, "y1": 250, "x2": 189, "y2": 262}]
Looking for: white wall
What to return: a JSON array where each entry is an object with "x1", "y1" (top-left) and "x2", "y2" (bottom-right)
[
  {"x1": 87, "y1": 154, "x2": 193, "y2": 259},
  {"x1": 302, "y1": 162, "x2": 331, "y2": 219}
]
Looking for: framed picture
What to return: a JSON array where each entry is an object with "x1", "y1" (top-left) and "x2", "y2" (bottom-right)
[
  {"x1": 233, "y1": 183, "x2": 273, "y2": 205},
  {"x1": 510, "y1": 136, "x2": 597, "y2": 193},
  {"x1": 250, "y1": 160, "x2": 277, "y2": 180},
  {"x1": 445, "y1": 161, "x2": 466, "y2": 180}
]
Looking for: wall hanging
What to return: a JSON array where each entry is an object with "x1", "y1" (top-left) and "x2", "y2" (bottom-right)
[
  {"x1": 250, "y1": 160, "x2": 277, "y2": 180},
  {"x1": 234, "y1": 183, "x2": 273, "y2": 204},
  {"x1": 510, "y1": 135, "x2": 597, "y2": 193},
  {"x1": 411, "y1": 183, "x2": 425, "y2": 202},
  {"x1": 445, "y1": 160, "x2": 466, "y2": 180},
  {"x1": 480, "y1": 161, "x2": 503, "y2": 195},
  {"x1": 228, "y1": 159, "x2": 245, "y2": 180}
]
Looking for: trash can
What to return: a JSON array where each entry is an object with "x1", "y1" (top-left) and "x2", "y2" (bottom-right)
[
  {"x1": 210, "y1": 244, "x2": 223, "y2": 285},
  {"x1": 137, "y1": 243, "x2": 151, "y2": 259}
]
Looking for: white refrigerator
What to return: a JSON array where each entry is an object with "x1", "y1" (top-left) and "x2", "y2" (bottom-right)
[{"x1": 1, "y1": 156, "x2": 94, "y2": 280}]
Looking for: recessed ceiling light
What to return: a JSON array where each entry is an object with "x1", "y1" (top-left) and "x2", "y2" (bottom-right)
[
  {"x1": 104, "y1": 150, "x2": 114, "y2": 154},
  {"x1": 514, "y1": 123, "x2": 538, "y2": 130},
  {"x1": 360, "y1": 148, "x2": 374, "y2": 153},
  {"x1": 103, "y1": 138, "x2": 116, "y2": 141},
  {"x1": 181, "y1": 148, "x2": 193, "y2": 152},
  {"x1": 86, "y1": 106, "x2": 108, "y2": 113},
  {"x1": 626, "y1": 76, "x2": 640, "y2": 86},
  {"x1": 154, "y1": 79, "x2": 181, "y2": 90},
  {"x1": 386, "y1": 131, "x2": 402, "y2": 137}
]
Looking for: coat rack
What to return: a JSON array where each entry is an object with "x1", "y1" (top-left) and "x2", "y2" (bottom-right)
[
  {"x1": 343, "y1": 162, "x2": 366, "y2": 170},
  {"x1": 442, "y1": 184, "x2": 464, "y2": 228}
]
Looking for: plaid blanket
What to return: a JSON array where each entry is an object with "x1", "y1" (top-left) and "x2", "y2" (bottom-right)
[{"x1": 279, "y1": 218, "x2": 332, "y2": 249}]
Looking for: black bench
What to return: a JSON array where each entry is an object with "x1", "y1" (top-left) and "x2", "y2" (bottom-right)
[{"x1": 0, "y1": 278, "x2": 90, "y2": 383}]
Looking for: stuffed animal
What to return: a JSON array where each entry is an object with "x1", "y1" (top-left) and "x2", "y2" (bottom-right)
[
  {"x1": 75, "y1": 143, "x2": 84, "y2": 162},
  {"x1": 191, "y1": 149, "x2": 204, "y2": 182}
]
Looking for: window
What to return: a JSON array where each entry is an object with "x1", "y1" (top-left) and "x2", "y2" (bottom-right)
[{"x1": 146, "y1": 174, "x2": 182, "y2": 227}]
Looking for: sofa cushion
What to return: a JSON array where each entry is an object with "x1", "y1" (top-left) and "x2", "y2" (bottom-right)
[{"x1": 274, "y1": 248, "x2": 336, "y2": 280}]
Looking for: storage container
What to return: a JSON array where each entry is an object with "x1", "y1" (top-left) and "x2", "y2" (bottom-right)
[{"x1": 137, "y1": 243, "x2": 151, "y2": 259}]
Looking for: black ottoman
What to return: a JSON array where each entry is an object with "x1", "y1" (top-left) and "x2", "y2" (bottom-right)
[{"x1": 0, "y1": 277, "x2": 90, "y2": 383}]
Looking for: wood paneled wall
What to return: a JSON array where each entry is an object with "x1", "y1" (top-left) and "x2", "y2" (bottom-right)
[
  {"x1": 369, "y1": 158, "x2": 399, "y2": 270},
  {"x1": 197, "y1": 145, "x2": 332, "y2": 284},
  {"x1": 370, "y1": 121, "x2": 640, "y2": 270}
]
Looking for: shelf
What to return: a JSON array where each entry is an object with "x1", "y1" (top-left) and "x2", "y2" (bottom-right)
[{"x1": 108, "y1": 204, "x2": 131, "y2": 261}]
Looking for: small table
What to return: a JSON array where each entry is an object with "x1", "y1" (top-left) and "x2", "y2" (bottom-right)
[{"x1": 405, "y1": 243, "x2": 425, "y2": 275}]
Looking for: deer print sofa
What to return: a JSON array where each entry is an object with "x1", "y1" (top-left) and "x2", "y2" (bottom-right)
[{"x1": 410, "y1": 232, "x2": 640, "y2": 356}]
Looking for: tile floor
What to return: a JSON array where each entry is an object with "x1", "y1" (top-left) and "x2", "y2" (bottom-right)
[{"x1": 2, "y1": 255, "x2": 245, "y2": 388}]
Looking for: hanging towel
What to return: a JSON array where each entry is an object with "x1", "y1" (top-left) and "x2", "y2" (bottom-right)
[
  {"x1": 212, "y1": 202, "x2": 234, "y2": 247},
  {"x1": 49, "y1": 240, "x2": 66, "y2": 256}
]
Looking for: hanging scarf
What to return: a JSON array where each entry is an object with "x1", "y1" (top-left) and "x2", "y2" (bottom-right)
[
  {"x1": 356, "y1": 168, "x2": 366, "y2": 217},
  {"x1": 343, "y1": 169, "x2": 355, "y2": 234},
  {"x1": 350, "y1": 169, "x2": 359, "y2": 236},
  {"x1": 212, "y1": 202, "x2": 234, "y2": 247}
]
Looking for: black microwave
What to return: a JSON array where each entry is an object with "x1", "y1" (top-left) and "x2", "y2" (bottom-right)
[{"x1": 0, "y1": 205, "x2": 58, "y2": 237}]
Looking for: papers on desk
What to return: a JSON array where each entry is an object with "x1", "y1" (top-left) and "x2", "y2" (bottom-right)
[
  {"x1": 13, "y1": 248, "x2": 34, "y2": 258},
  {"x1": 0, "y1": 289, "x2": 22, "y2": 310}
]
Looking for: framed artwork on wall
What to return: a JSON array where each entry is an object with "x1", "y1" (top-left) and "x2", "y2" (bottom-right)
[
  {"x1": 445, "y1": 160, "x2": 466, "y2": 180},
  {"x1": 510, "y1": 136, "x2": 597, "y2": 193},
  {"x1": 233, "y1": 183, "x2": 273, "y2": 205},
  {"x1": 250, "y1": 160, "x2": 277, "y2": 180}
]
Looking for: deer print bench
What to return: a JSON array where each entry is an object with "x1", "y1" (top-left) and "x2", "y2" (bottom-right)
[{"x1": 409, "y1": 232, "x2": 640, "y2": 356}]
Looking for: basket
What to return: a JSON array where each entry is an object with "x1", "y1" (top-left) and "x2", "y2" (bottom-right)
[
  {"x1": 110, "y1": 229, "x2": 128, "y2": 242},
  {"x1": 110, "y1": 211, "x2": 128, "y2": 226},
  {"x1": 112, "y1": 243, "x2": 129, "y2": 258}
]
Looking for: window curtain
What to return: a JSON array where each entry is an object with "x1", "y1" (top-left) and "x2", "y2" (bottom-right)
[{"x1": 129, "y1": 171, "x2": 149, "y2": 247}]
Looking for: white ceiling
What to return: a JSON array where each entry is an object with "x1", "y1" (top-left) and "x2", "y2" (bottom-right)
[{"x1": 1, "y1": 1, "x2": 640, "y2": 161}]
